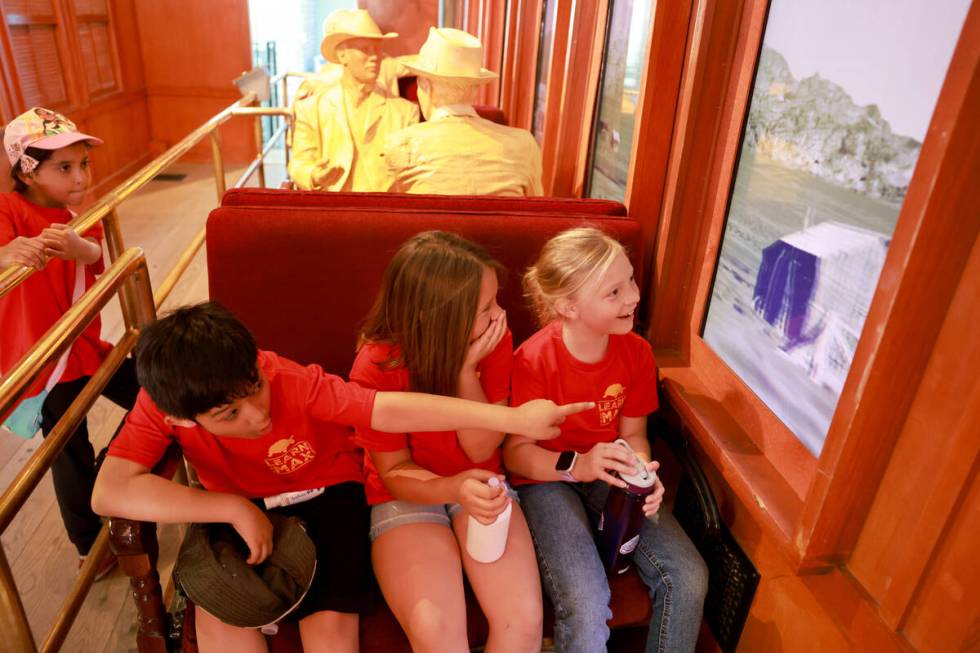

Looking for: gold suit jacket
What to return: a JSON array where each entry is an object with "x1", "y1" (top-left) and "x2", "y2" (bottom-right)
[
  {"x1": 384, "y1": 106, "x2": 544, "y2": 197},
  {"x1": 289, "y1": 81, "x2": 419, "y2": 192}
]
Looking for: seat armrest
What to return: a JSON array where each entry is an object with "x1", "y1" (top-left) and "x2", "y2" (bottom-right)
[{"x1": 107, "y1": 444, "x2": 184, "y2": 653}]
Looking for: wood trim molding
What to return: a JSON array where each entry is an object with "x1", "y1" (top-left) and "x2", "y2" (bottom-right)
[
  {"x1": 624, "y1": 0, "x2": 695, "y2": 325},
  {"x1": 498, "y1": 0, "x2": 542, "y2": 130},
  {"x1": 548, "y1": 0, "x2": 608, "y2": 197}
]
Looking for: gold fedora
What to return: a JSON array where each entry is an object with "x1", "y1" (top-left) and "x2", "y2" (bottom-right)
[
  {"x1": 320, "y1": 9, "x2": 397, "y2": 64},
  {"x1": 401, "y1": 27, "x2": 498, "y2": 84}
]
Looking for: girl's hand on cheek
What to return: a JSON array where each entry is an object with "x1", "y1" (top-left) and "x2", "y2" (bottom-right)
[
  {"x1": 0, "y1": 236, "x2": 47, "y2": 270},
  {"x1": 463, "y1": 311, "x2": 507, "y2": 372}
]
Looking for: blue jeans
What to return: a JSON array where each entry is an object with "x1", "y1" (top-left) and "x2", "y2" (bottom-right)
[{"x1": 518, "y1": 481, "x2": 707, "y2": 653}]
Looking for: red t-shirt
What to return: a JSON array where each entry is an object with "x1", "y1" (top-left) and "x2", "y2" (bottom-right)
[
  {"x1": 107, "y1": 350, "x2": 376, "y2": 497},
  {"x1": 350, "y1": 331, "x2": 513, "y2": 505},
  {"x1": 509, "y1": 320, "x2": 659, "y2": 486},
  {"x1": 0, "y1": 193, "x2": 109, "y2": 397}
]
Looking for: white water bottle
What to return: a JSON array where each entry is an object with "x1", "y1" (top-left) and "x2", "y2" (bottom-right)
[{"x1": 465, "y1": 477, "x2": 512, "y2": 563}]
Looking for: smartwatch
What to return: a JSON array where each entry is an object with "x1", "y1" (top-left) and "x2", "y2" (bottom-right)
[{"x1": 555, "y1": 450, "x2": 578, "y2": 482}]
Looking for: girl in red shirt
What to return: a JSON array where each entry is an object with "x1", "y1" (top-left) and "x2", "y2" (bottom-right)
[
  {"x1": 0, "y1": 107, "x2": 138, "y2": 575},
  {"x1": 350, "y1": 231, "x2": 544, "y2": 652},
  {"x1": 504, "y1": 227, "x2": 707, "y2": 653}
]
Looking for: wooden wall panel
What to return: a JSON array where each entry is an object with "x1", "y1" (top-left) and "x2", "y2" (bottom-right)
[
  {"x1": 903, "y1": 466, "x2": 980, "y2": 652},
  {"x1": 133, "y1": 0, "x2": 253, "y2": 163},
  {"x1": 0, "y1": 0, "x2": 151, "y2": 195},
  {"x1": 849, "y1": 234, "x2": 980, "y2": 632}
]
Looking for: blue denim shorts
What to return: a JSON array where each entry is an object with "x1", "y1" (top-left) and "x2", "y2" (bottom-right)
[{"x1": 369, "y1": 483, "x2": 519, "y2": 541}]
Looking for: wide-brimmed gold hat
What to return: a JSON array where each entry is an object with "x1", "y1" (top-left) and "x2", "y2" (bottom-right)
[
  {"x1": 320, "y1": 9, "x2": 397, "y2": 64},
  {"x1": 401, "y1": 27, "x2": 498, "y2": 84}
]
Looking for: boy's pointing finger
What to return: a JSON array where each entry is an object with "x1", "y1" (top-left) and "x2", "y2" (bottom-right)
[{"x1": 558, "y1": 401, "x2": 595, "y2": 417}]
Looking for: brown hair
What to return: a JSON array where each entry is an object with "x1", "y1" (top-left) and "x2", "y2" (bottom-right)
[
  {"x1": 523, "y1": 226, "x2": 625, "y2": 326},
  {"x1": 359, "y1": 231, "x2": 503, "y2": 397}
]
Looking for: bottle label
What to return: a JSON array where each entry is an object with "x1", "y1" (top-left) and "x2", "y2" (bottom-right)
[
  {"x1": 619, "y1": 534, "x2": 640, "y2": 555},
  {"x1": 263, "y1": 487, "x2": 325, "y2": 509}
]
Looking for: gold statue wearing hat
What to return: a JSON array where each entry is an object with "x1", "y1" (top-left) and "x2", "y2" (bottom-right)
[
  {"x1": 384, "y1": 28, "x2": 543, "y2": 197},
  {"x1": 288, "y1": 10, "x2": 420, "y2": 192}
]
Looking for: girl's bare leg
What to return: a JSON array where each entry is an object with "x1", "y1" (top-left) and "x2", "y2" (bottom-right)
[
  {"x1": 453, "y1": 504, "x2": 543, "y2": 653},
  {"x1": 372, "y1": 522, "x2": 470, "y2": 653}
]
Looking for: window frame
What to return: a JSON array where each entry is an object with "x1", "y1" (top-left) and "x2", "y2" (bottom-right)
[
  {"x1": 0, "y1": 0, "x2": 123, "y2": 113},
  {"x1": 648, "y1": 0, "x2": 980, "y2": 567},
  {"x1": 67, "y1": 0, "x2": 123, "y2": 102}
]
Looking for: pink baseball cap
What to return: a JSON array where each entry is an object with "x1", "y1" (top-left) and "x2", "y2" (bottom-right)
[{"x1": 3, "y1": 107, "x2": 103, "y2": 173}]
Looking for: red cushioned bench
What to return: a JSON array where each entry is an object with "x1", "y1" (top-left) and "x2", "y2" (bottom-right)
[{"x1": 110, "y1": 197, "x2": 653, "y2": 653}]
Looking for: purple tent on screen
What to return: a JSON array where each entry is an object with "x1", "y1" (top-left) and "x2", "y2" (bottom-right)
[{"x1": 753, "y1": 221, "x2": 890, "y2": 352}]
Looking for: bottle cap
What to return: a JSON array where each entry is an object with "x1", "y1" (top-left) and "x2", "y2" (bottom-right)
[{"x1": 614, "y1": 439, "x2": 656, "y2": 488}]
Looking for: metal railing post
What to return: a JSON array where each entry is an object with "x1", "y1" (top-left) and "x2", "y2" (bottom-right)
[
  {"x1": 253, "y1": 113, "x2": 266, "y2": 188},
  {"x1": 0, "y1": 548, "x2": 37, "y2": 653},
  {"x1": 102, "y1": 209, "x2": 138, "y2": 329},
  {"x1": 282, "y1": 74, "x2": 291, "y2": 168},
  {"x1": 209, "y1": 128, "x2": 226, "y2": 203}
]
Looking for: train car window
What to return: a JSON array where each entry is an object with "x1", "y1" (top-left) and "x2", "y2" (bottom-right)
[
  {"x1": 3, "y1": 0, "x2": 81, "y2": 108},
  {"x1": 699, "y1": 0, "x2": 971, "y2": 456},
  {"x1": 531, "y1": 0, "x2": 556, "y2": 143},
  {"x1": 586, "y1": 0, "x2": 656, "y2": 201}
]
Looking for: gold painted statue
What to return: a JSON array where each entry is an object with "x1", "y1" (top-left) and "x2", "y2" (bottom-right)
[
  {"x1": 384, "y1": 28, "x2": 544, "y2": 197},
  {"x1": 288, "y1": 10, "x2": 420, "y2": 192}
]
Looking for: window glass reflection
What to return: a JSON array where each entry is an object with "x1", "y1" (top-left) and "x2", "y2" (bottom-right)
[
  {"x1": 531, "y1": 0, "x2": 556, "y2": 144},
  {"x1": 587, "y1": 0, "x2": 655, "y2": 201}
]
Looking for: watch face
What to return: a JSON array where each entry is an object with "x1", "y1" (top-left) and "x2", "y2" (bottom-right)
[{"x1": 556, "y1": 450, "x2": 576, "y2": 472}]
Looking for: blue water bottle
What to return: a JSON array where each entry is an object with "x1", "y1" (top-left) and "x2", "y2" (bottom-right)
[{"x1": 595, "y1": 439, "x2": 657, "y2": 575}]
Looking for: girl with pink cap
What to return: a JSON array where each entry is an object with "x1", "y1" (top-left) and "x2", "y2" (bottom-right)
[{"x1": 0, "y1": 107, "x2": 139, "y2": 579}]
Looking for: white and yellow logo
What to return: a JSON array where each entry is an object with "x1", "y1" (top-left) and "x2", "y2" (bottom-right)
[
  {"x1": 264, "y1": 436, "x2": 317, "y2": 475},
  {"x1": 597, "y1": 383, "x2": 626, "y2": 426}
]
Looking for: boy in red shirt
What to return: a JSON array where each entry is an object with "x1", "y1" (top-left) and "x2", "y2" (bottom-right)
[{"x1": 93, "y1": 302, "x2": 588, "y2": 653}]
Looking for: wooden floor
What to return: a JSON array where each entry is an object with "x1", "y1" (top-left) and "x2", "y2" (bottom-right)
[{"x1": 0, "y1": 159, "x2": 286, "y2": 652}]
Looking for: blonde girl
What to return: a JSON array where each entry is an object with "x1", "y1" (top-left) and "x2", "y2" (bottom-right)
[
  {"x1": 0, "y1": 107, "x2": 138, "y2": 577},
  {"x1": 350, "y1": 231, "x2": 543, "y2": 653},
  {"x1": 504, "y1": 226, "x2": 708, "y2": 653}
]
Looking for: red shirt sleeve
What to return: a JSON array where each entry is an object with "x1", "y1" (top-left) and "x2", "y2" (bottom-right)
[
  {"x1": 298, "y1": 362, "x2": 377, "y2": 429},
  {"x1": 349, "y1": 344, "x2": 409, "y2": 452},
  {"x1": 106, "y1": 390, "x2": 177, "y2": 468},
  {"x1": 621, "y1": 334, "x2": 659, "y2": 417},
  {"x1": 478, "y1": 329, "x2": 513, "y2": 404}
]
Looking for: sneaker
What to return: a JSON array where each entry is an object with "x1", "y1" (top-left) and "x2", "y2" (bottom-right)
[{"x1": 78, "y1": 552, "x2": 117, "y2": 581}]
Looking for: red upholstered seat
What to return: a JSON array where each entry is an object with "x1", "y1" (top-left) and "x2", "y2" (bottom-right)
[
  {"x1": 207, "y1": 206, "x2": 640, "y2": 374},
  {"x1": 396, "y1": 75, "x2": 507, "y2": 125},
  {"x1": 474, "y1": 104, "x2": 507, "y2": 125},
  {"x1": 222, "y1": 187, "x2": 628, "y2": 216}
]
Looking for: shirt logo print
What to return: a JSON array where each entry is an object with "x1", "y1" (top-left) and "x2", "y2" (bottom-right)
[
  {"x1": 265, "y1": 436, "x2": 317, "y2": 475},
  {"x1": 597, "y1": 383, "x2": 626, "y2": 426}
]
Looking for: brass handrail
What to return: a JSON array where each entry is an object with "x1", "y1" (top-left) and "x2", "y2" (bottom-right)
[
  {"x1": 0, "y1": 248, "x2": 155, "y2": 653},
  {"x1": 0, "y1": 249, "x2": 153, "y2": 520}
]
